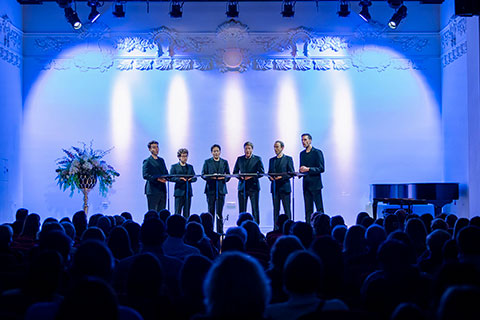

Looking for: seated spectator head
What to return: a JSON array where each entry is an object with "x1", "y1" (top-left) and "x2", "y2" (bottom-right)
[
  {"x1": 356, "y1": 211, "x2": 370, "y2": 225},
  {"x1": 56, "y1": 277, "x2": 119, "y2": 320},
  {"x1": 71, "y1": 240, "x2": 114, "y2": 282},
  {"x1": 276, "y1": 214, "x2": 289, "y2": 232},
  {"x1": 143, "y1": 210, "x2": 160, "y2": 222},
  {"x1": 72, "y1": 210, "x2": 87, "y2": 235},
  {"x1": 221, "y1": 235, "x2": 245, "y2": 253},
  {"x1": 284, "y1": 251, "x2": 322, "y2": 295},
  {"x1": 39, "y1": 230, "x2": 72, "y2": 262},
  {"x1": 442, "y1": 239, "x2": 458, "y2": 263},
  {"x1": 107, "y1": 226, "x2": 133, "y2": 260},
  {"x1": 166, "y1": 214, "x2": 186, "y2": 238},
  {"x1": 405, "y1": 218, "x2": 427, "y2": 255},
  {"x1": 453, "y1": 218, "x2": 469, "y2": 239},
  {"x1": 426, "y1": 229, "x2": 451, "y2": 256},
  {"x1": 120, "y1": 211, "x2": 133, "y2": 221},
  {"x1": 241, "y1": 220, "x2": 265, "y2": 248},
  {"x1": 225, "y1": 226, "x2": 247, "y2": 245},
  {"x1": 375, "y1": 218, "x2": 384, "y2": 226},
  {"x1": 237, "y1": 212, "x2": 254, "y2": 226},
  {"x1": 343, "y1": 225, "x2": 367, "y2": 255},
  {"x1": 291, "y1": 221, "x2": 314, "y2": 248},
  {"x1": 204, "y1": 252, "x2": 270, "y2": 319},
  {"x1": 331, "y1": 225, "x2": 347, "y2": 246},
  {"x1": 377, "y1": 239, "x2": 411, "y2": 272},
  {"x1": 366, "y1": 224, "x2": 386, "y2": 253},
  {"x1": 187, "y1": 214, "x2": 201, "y2": 224},
  {"x1": 431, "y1": 218, "x2": 449, "y2": 232},
  {"x1": 384, "y1": 213, "x2": 400, "y2": 235},
  {"x1": 446, "y1": 214, "x2": 458, "y2": 229},
  {"x1": 200, "y1": 212, "x2": 214, "y2": 232},
  {"x1": 140, "y1": 218, "x2": 166, "y2": 247},
  {"x1": 97, "y1": 216, "x2": 112, "y2": 236},
  {"x1": 309, "y1": 236, "x2": 343, "y2": 288},
  {"x1": 438, "y1": 285, "x2": 480, "y2": 320},
  {"x1": 184, "y1": 222, "x2": 206, "y2": 245},
  {"x1": 113, "y1": 215, "x2": 125, "y2": 227},
  {"x1": 0, "y1": 224, "x2": 13, "y2": 249},
  {"x1": 181, "y1": 254, "x2": 212, "y2": 298},
  {"x1": 313, "y1": 213, "x2": 331, "y2": 237},
  {"x1": 123, "y1": 221, "x2": 141, "y2": 252},
  {"x1": 60, "y1": 216, "x2": 71, "y2": 223},
  {"x1": 395, "y1": 209, "x2": 407, "y2": 227},
  {"x1": 456, "y1": 226, "x2": 480, "y2": 260},
  {"x1": 61, "y1": 221, "x2": 76, "y2": 242},
  {"x1": 330, "y1": 215, "x2": 345, "y2": 229},
  {"x1": 21, "y1": 213, "x2": 41, "y2": 238},
  {"x1": 470, "y1": 216, "x2": 480, "y2": 228},
  {"x1": 42, "y1": 217, "x2": 58, "y2": 228},
  {"x1": 13, "y1": 208, "x2": 28, "y2": 235},
  {"x1": 391, "y1": 303, "x2": 426, "y2": 320},
  {"x1": 127, "y1": 253, "x2": 164, "y2": 300},
  {"x1": 361, "y1": 216, "x2": 375, "y2": 229},
  {"x1": 282, "y1": 219, "x2": 294, "y2": 235},
  {"x1": 269, "y1": 235, "x2": 304, "y2": 270},
  {"x1": 159, "y1": 209, "x2": 171, "y2": 224},
  {"x1": 310, "y1": 212, "x2": 321, "y2": 226},
  {"x1": 39, "y1": 221, "x2": 65, "y2": 240},
  {"x1": 387, "y1": 230, "x2": 417, "y2": 265},
  {"x1": 420, "y1": 213, "x2": 434, "y2": 234},
  {"x1": 87, "y1": 213, "x2": 103, "y2": 227},
  {"x1": 15, "y1": 208, "x2": 29, "y2": 222},
  {"x1": 81, "y1": 227, "x2": 106, "y2": 243}
]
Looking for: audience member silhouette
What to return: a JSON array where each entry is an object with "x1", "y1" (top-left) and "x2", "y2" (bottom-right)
[
  {"x1": 291, "y1": 221, "x2": 314, "y2": 248},
  {"x1": 123, "y1": 221, "x2": 141, "y2": 254},
  {"x1": 108, "y1": 226, "x2": 134, "y2": 261},
  {"x1": 11, "y1": 208, "x2": 28, "y2": 237},
  {"x1": 236, "y1": 212, "x2": 254, "y2": 226},
  {"x1": 163, "y1": 214, "x2": 200, "y2": 261},
  {"x1": 313, "y1": 213, "x2": 331, "y2": 237},
  {"x1": 184, "y1": 222, "x2": 217, "y2": 259},
  {"x1": 331, "y1": 225, "x2": 347, "y2": 248},
  {"x1": 437, "y1": 285, "x2": 480, "y2": 320},
  {"x1": 330, "y1": 215, "x2": 345, "y2": 229},
  {"x1": 201, "y1": 252, "x2": 270, "y2": 320},
  {"x1": 220, "y1": 235, "x2": 245, "y2": 253},
  {"x1": 121, "y1": 211, "x2": 133, "y2": 221},
  {"x1": 266, "y1": 214, "x2": 289, "y2": 248},
  {"x1": 241, "y1": 220, "x2": 270, "y2": 268},
  {"x1": 80, "y1": 227, "x2": 106, "y2": 243}
]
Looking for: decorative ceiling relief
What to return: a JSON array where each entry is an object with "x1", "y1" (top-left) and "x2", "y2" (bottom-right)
[
  {"x1": 27, "y1": 19, "x2": 437, "y2": 73},
  {"x1": 441, "y1": 16, "x2": 467, "y2": 68},
  {"x1": 0, "y1": 15, "x2": 22, "y2": 68}
]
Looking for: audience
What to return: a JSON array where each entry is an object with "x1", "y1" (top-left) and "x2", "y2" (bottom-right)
[{"x1": 0, "y1": 208, "x2": 478, "y2": 320}]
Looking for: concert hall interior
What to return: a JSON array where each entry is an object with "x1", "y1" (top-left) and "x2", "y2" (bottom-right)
[{"x1": 0, "y1": 0, "x2": 479, "y2": 228}]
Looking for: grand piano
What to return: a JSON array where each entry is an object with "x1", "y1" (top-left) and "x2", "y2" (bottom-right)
[{"x1": 370, "y1": 183, "x2": 459, "y2": 219}]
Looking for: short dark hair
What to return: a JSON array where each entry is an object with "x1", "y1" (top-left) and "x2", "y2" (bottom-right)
[
  {"x1": 274, "y1": 140, "x2": 284, "y2": 148},
  {"x1": 177, "y1": 148, "x2": 189, "y2": 158},
  {"x1": 211, "y1": 144, "x2": 221, "y2": 152},
  {"x1": 301, "y1": 133, "x2": 312, "y2": 140},
  {"x1": 243, "y1": 141, "x2": 253, "y2": 149},
  {"x1": 147, "y1": 140, "x2": 159, "y2": 149}
]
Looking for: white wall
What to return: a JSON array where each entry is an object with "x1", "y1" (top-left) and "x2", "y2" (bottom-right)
[{"x1": 0, "y1": 1, "x2": 22, "y2": 223}]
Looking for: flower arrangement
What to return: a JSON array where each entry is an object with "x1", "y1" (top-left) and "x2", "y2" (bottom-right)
[{"x1": 55, "y1": 142, "x2": 120, "y2": 196}]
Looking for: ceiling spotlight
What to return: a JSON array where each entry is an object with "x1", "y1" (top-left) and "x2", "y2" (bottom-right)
[
  {"x1": 338, "y1": 0, "x2": 351, "y2": 18},
  {"x1": 64, "y1": 7, "x2": 82, "y2": 30},
  {"x1": 281, "y1": 1, "x2": 295, "y2": 18},
  {"x1": 388, "y1": 5, "x2": 407, "y2": 29},
  {"x1": 170, "y1": 1, "x2": 184, "y2": 18},
  {"x1": 113, "y1": 1, "x2": 125, "y2": 18},
  {"x1": 358, "y1": 0, "x2": 372, "y2": 22},
  {"x1": 87, "y1": 1, "x2": 102, "y2": 23},
  {"x1": 226, "y1": 1, "x2": 239, "y2": 18}
]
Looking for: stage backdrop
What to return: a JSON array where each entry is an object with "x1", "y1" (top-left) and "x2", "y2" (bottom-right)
[{"x1": 19, "y1": 2, "x2": 445, "y2": 227}]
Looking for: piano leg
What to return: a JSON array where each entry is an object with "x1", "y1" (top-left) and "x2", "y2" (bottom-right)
[{"x1": 372, "y1": 200, "x2": 378, "y2": 220}]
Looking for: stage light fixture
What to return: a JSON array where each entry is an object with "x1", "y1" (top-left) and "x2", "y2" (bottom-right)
[
  {"x1": 113, "y1": 1, "x2": 125, "y2": 18},
  {"x1": 170, "y1": 1, "x2": 184, "y2": 18},
  {"x1": 281, "y1": 1, "x2": 295, "y2": 18},
  {"x1": 337, "y1": 0, "x2": 351, "y2": 17},
  {"x1": 358, "y1": 0, "x2": 372, "y2": 22},
  {"x1": 226, "y1": 1, "x2": 239, "y2": 18},
  {"x1": 388, "y1": 5, "x2": 407, "y2": 29},
  {"x1": 87, "y1": 0, "x2": 102, "y2": 23},
  {"x1": 64, "y1": 7, "x2": 82, "y2": 29}
]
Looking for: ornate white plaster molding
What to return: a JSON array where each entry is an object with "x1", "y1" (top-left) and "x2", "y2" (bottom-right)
[
  {"x1": 30, "y1": 19, "x2": 435, "y2": 73},
  {"x1": 0, "y1": 15, "x2": 22, "y2": 68},
  {"x1": 441, "y1": 16, "x2": 467, "y2": 68}
]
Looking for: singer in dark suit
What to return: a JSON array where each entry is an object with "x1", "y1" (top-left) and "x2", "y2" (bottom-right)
[
  {"x1": 170, "y1": 148, "x2": 197, "y2": 218},
  {"x1": 202, "y1": 144, "x2": 231, "y2": 234},
  {"x1": 233, "y1": 141, "x2": 265, "y2": 225},
  {"x1": 299, "y1": 133, "x2": 325, "y2": 224},
  {"x1": 268, "y1": 140, "x2": 295, "y2": 225},
  {"x1": 142, "y1": 140, "x2": 169, "y2": 212}
]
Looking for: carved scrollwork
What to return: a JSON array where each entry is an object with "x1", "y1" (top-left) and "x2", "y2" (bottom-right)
[
  {"x1": 294, "y1": 59, "x2": 313, "y2": 71},
  {"x1": 174, "y1": 59, "x2": 194, "y2": 71},
  {"x1": 313, "y1": 59, "x2": 333, "y2": 71},
  {"x1": 116, "y1": 37, "x2": 157, "y2": 52},
  {"x1": 153, "y1": 59, "x2": 173, "y2": 70},
  {"x1": 253, "y1": 58, "x2": 273, "y2": 71},
  {"x1": 274, "y1": 59, "x2": 293, "y2": 71}
]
